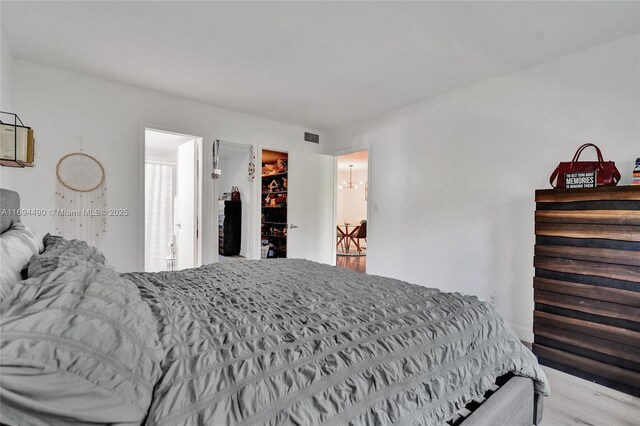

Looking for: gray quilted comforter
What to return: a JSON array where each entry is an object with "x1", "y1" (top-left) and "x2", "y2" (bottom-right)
[
  {"x1": 1, "y1": 236, "x2": 549, "y2": 426},
  {"x1": 125, "y1": 259, "x2": 549, "y2": 426}
]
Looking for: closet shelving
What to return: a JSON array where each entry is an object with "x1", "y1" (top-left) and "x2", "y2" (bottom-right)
[{"x1": 261, "y1": 150, "x2": 288, "y2": 258}]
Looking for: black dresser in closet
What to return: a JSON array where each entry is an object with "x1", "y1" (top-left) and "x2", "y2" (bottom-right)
[{"x1": 219, "y1": 200, "x2": 241, "y2": 256}]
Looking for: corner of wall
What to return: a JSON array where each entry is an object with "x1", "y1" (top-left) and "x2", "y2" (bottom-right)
[{"x1": 510, "y1": 324, "x2": 534, "y2": 344}]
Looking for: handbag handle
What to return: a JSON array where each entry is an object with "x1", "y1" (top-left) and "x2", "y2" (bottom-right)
[
  {"x1": 612, "y1": 164, "x2": 622, "y2": 183},
  {"x1": 571, "y1": 143, "x2": 604, "y2": 164},
  {"x1": 549, "y1": 167, "x2": 559, "y2": 188}
]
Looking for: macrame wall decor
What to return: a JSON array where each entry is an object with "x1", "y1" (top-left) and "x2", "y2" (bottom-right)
[{"x1": 55, "y1": 145, "x2": 106, "y2": 248}]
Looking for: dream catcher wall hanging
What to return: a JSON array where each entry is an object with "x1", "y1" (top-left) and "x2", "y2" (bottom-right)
[{"x1": 55, "y1": 150, "x2": 106, "y2": 248}]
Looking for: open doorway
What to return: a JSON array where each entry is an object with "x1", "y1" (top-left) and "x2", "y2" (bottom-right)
[
  {"x1": 216, "y1": 142, "x2": 253, "y2": 261},
  {"x1": 259, "y1": 148, "x2": 334, "y2": 264},
  {"x1": 144, "y1": 129, "x2": 202, "y2": 272},
  {"x1": 336, "y1": 150, "x2": 368, "y2": 273}
]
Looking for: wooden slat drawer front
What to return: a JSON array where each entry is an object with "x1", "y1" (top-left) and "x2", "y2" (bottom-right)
[
  {"x1": 534, "y1": 322, "x2": 640, "y2": 363},
  {"x1": 535, "y1": 210, "x2": 640, "y2": 225},
  {"x1": 535, "y1": 222, "x2": 640, "y2": 242},
  {"x1": 533, "y1": 277, "x2": 640, "y2": 307},
  {"x1": 534, "y1": 187, "x2": 640, "y2": 397},
  {"x1": 536, "y1": 235, "x2": 640, "y2": 253},
  {"x1": 533, "y1": 343, "x2": 640, "y2": 390},
  {"x1": 534, "y1": 311, "x2": 640, "y2": 347},
  {"x1": 535, "y1": 186, "x2": 640, "y2": 203},
  {"x1": 534, "y1": 245, "x2": 640, "y2": 266},
  {"x1": 536, "y1": 201, "x2": 640, "y2": 212},
  {"x1": 534, "y1": 289, "x2": 640, "y2": 322},
  {"x1": 534, "y1": 256, "x2": 640, "y2": 283}
]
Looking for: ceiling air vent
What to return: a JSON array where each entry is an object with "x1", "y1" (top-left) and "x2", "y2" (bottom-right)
[{"x1": 304, "y1": 132, "x2": 319, "y2": 144}]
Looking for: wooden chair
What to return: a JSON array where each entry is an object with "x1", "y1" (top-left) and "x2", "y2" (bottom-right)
[
  {"x1": 351, "y1": 220, "x2": 367, "y2": 253},
  {"x1": 336, "y1": 226, "x2": 347, "y2": 252}
]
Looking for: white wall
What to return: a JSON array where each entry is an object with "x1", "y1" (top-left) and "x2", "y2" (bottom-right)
[
  {"x1": 0, "y1": 30, "x2": 15, "y2": 190},
  {"x1": 0, "y1": 31, "x2": 13, "y2": 113},
  {"x1": 219, "y1": 151, "x2": 252, "y2": 257},
  {"x1": 9, "y1": 60, "x2": 323, "y2": 271},
  {"x1": 326, "y1": 34, "x2": 640, "y2": 341}
]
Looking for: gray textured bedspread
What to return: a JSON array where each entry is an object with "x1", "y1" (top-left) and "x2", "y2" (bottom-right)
[
  {"x1": 124, "y1": 259, "x2": 549, "y2": 426},
  {"x1": 1, "y1": 236, "x2": 164, "y2": 425}
]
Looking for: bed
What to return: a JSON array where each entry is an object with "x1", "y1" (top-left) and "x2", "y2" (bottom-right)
[{"x1": 0, "y1": 188, "x2": 548, "y2": 425}]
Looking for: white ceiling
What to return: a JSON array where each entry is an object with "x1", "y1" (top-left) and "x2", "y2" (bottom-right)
[
  {"x1": 338, "y1": 150, "x2": 368, "y2": 171},
  {"x1": 3, "y1": 2, "x2": 639, "y2": 131},
  {"x1": 145, "y1": 129, "x2": 195, "y2": 160}
]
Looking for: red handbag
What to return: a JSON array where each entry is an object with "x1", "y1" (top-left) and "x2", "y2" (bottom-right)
[
  {"x1": 231, "y1": 186, "x2": 241, "y2": 202},
  {"x1": 550, "y1": 143, "x2": 621, "y2": 189}
]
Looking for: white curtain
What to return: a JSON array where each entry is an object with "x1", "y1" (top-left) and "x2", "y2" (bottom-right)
[{"x1": 145, "y1": 161, "x2": 175, "y2": 272}]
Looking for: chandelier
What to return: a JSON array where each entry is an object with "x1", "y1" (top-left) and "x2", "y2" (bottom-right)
[{"x1": 339, "y1": 164, "x2": 364, "y2": 189}]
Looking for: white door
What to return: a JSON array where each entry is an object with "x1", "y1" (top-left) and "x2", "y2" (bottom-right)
[
  {"x1": 176, "y1": 139, "x2": 197, "y2": 269},
  {"x1": 287, "y1": 151, "x2": 335, "y2": 265}
]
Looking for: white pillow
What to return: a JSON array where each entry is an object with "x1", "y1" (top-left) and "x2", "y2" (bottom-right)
[{"x1": 0, "y1": 222, "x2": 43, "y2": 299}]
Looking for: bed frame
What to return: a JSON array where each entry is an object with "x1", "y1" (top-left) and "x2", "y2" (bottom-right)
[
  {"x1": 452, "y1": 373, "x2": 543, "y2": 425},
  {"x1": 0, "y1": 188, "x2": 543, "y2": 425}
]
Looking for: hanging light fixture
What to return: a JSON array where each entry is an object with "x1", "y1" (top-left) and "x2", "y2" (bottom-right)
[{"x1": 339, "y1": 164, "x2": 363, "y2": 189}]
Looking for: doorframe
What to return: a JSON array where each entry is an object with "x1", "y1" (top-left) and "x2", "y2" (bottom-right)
[
  {"x1": 212, "y1": 140, "x2": 258, "y2": 262},
  {"x1": 256, "y1": 144, "x2": 339, "y2": 264},
  {"x1": 139, "y1": 124, "x2": 204, "y2": 271},
  {"x1": 332, "y1": 144, "x2": 372, "y2": 271}
]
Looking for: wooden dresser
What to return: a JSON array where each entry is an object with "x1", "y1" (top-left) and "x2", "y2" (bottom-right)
[{"x1": 533, "y1": 186, "x2": 640, "y2": 397}]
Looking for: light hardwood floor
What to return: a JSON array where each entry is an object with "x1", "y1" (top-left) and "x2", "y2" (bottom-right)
[
  {"x1": 336, "y1": 255, "x2": 366, "y2": 273},
  {"x1": 541, "y1": 366, "x2": 640, "y2": 426}
]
